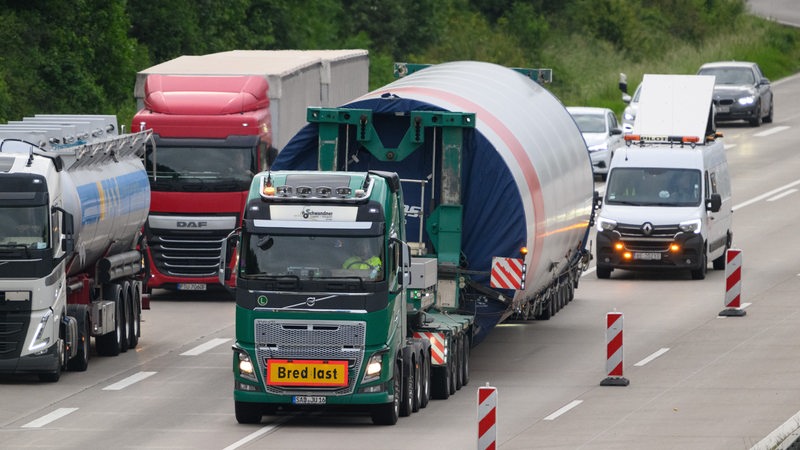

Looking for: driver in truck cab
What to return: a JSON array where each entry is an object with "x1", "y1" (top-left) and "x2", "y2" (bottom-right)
[{"x1": 342, "y1": 240, "x2": 382, "y2": 279}]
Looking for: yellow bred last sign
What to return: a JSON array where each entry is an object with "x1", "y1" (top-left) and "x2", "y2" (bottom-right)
[{"x1": 266, "y1": 359, "x2": 349, "y2": 387}]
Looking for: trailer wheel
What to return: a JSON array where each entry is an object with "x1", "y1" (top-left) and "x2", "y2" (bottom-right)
[
  {"x1": 461, "y1": 335, "x2": 470, "y2": 387},
  {"x1": 535, "y1": 297, "x2": 553, "y2": 320},
  {"x1": 371, "y1": 362, "x2": 400, "y2": 425},
  {"x1": 66, "y1": 304, "x2": 90, "y2": 372},
  {"x1": 119, "y1": 282, "x2": 130, "y2": 353},
  {"x1": 431, "y1": 364, "x2": 450, "y2": 400},
  {"x1": 455, "y1": 336, "x2": 464, "y2": 391},
  {"x1": 96, "y1": 283, "x2": 123, "y2": 356},
  {"x1": 234, "y1": 401, "x2": 263, "y2": 424},
  {"x1": 127, "y1": 281, "x2": 140, "y2": 349}
]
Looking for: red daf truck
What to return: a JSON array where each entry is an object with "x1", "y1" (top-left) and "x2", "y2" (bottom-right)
[{"x1": 130, "y1": 50, "x2": 369, "y2": 296}]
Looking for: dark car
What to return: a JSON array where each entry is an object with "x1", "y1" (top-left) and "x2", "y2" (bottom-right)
[{"x1": 697, "y1": 61, "x2": 773, "y2": 126}]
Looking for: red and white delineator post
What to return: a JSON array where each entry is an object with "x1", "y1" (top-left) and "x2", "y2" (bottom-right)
[
  {"x1": 600, "y1": 311, "x2": 629, "y2": 386},
  {"x1": 719, "y1": 248, "x2": 746, "y2": 317},
  {"x1": 478, "y1": 383, "x2": 498, "y2": 450}
]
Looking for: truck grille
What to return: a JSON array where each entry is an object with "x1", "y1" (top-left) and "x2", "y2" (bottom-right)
[
  {"x1": 0, "y1": 314, "x2": 27, "y2": 358},
  {"x1": 147, "y1": 231, "x2": 227, "y2": 278},
  {"x1": 254, "y1": 319, "x2": 366, "y2": 396}
]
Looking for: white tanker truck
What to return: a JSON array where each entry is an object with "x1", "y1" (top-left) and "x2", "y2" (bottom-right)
[{"x1": 0, "y1": 116, "x2": 151, "y2": 381}]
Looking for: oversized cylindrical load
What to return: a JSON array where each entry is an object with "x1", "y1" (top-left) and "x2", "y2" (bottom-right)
[{"x1": 274, "y1": 61, "x2": 593, "y2": 306}]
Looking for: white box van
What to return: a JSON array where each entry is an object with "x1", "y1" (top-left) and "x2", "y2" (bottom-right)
[{"x1": 595, "y1": 74, "x2": 733, "y2": 280}]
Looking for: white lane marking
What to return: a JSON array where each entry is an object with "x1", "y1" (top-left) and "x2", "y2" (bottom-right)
[
  {"x1": 750, "y1": 408, "x2": 800, "y2": 450},
  {"x1": 634, "y1": 348, "x2": 670, "y2": 367},
  {"x1": 767, "y1": 188, "x2": 798, "y2": 202},
  {"x1": 733, "y1": 179, "x2": 800, "y2": 211},
  {"x1": 181, "y1": 338, "x2": 231, "y2": 356},
  {"x1": 543, "y1": 400, "x2": 583, "y2": 421},
  {"x1": 725, "y1": 143, "x2": 737, "y2": 150},
  {"x1": 222, "y1": 417, "x2": 291, "y2": 450},
  {"x1": 102, "y1": 371, "x2": 157, "y2": 391},
  {"x1": 22, "y1": 408, "x2": 78, "y2": 428},
  {"x1": 754, "y1": 126, "x2": 790, "y2": 137}
]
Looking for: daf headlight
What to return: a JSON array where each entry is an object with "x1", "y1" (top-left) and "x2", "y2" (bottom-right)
[
  {"x1": 363, "y1": 351, "x2": 385, "y2": 383},
  {"x1": 597, "y1": 217, "x2": 617, "y2": 232},
  {"x1": 737, "y1": 95, "x2": 755, "y2": 106},
  {"x1": 679, "y1": 219, "x2": 702, "y2": 234}
]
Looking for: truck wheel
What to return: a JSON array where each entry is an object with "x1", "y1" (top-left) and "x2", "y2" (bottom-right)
[
  {"x1": 449, "y1": 337, "x2": 458, "y2": 394},
  {"x1": 400, "y1": 354, "x2": 413, "y2": 417},
  {"x1": 461, "y1": 335, "x2": 470, "y2": 387},
  {"x1": 431, "y1": 364, "x2": 450, "y2": 400},
  {"x1": 371, "y1": 363, "x2": 400, "y2": 425},
  {"x1": 66, "y1": 305, "x2": 90, "y2": 372},
  {"x1": 455, "y1": 337, "x2": 464, "y2": 390},
  {"x1": 420, "y1": 350, "x2": 431, "y2": 408},
  {"x1": 38, "y1": 340, "x2": 64, "y2": 382},
  {"x1": 96, "y1": 284, "x2": 123, "y2": 356},
  {"x1": 119, "y1": 282, "x2": 130, "y2": 353},
  {"x1": 234, "y1": 401, "x2": 263, "y2": 424},
  {"x1": 412, "y1": 354, "x2": 422, "y2": 413},
  {"x1": 127, "y1": 281, "x2": 140, "y2": 349},
  {"x1": 535, "y1": 298, "x2": 553, "y2": 320}
]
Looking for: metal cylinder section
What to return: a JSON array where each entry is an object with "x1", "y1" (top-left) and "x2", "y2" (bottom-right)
[{"x1": 275, "y1": 61, "x2": 594, "y2": 305}]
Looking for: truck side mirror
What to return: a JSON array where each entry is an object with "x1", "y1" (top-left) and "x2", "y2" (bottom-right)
[
  {"x1": 706, "y1": 193, "x2": 722, "y2": 212},
  {"x1": 400, "y1": 240, "x2": 411, "y2": 287},
  {"x1": 219, "y1": 229, "x2": 240, "y2": 293}
]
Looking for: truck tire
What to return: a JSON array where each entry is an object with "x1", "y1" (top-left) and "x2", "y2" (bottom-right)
[
  {"x1": 66, "y1": 304, "x2": 90, "y2": 372},
  {"x1": 455, "y1": 336, "x2": 464, "y2": 391},
  {"x1": 96, "y1": 283, "x2": 123, "y2": 356},
  {"x1": 371, "y1": 362, "x2": 401, "y2": 425},
  {"x1": 127, "y1": 281, "x2": 140, "y2": 349},
  {"x1": 119, "y1": 282, "x2": 130, "y2": 353},
  {"x1": 420, "y1": 349, "x2": 431, "y2": 409},
  {"x1": 400, "y1": 352, "x2": 413, "y2": 417},
  {"x1": 461, "y1": 335, "x2": 470, "y2": 387},
  {"x1": 431, "y1": 364, "x2": 450, "y2": 400},
  {"x1": 234, "y1": 401, "x2": 263, "y2": 424}
]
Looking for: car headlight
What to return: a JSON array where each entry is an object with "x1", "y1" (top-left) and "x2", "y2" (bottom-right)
[
  {"x1": 597, "y1": 217, "x2": 617, "y2": 232},
  {"x1": 623, "y1": 111, "x2": 635, "y2": 121},
  {"x1": 737, "y1": 95, "x2": 755, "y2": 106},
  {"x1": 679, "y1": 219, "x2": 702, "y2": 234}
]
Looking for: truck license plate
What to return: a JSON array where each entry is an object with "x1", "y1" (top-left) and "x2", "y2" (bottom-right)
[
  {"x1": 634, "y1": 252, "x2": 661, "y2": 260},
  {"x1": 177, "y1": 283, "x2": 207, "y2": 291},
  {"x1": 266, "y1": 359, "x2": 349, "y2": 387},
  {"x1": 293, "y1": 396, "x2": 327, "y2": 405}
]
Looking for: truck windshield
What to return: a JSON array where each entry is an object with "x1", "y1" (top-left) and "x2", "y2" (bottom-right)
[
  {"x1": 240, "y1": 234, "x2": 385, "y2": 282},
  {"x1": 145, "y1": 145, "x2": 254, "y2": 192},
  {"x1": 0, "y1": 205, "x2": 49, "y2": 249},
  {"x1": 605, "y1": 168, "x2": 701, "y2": 207}
]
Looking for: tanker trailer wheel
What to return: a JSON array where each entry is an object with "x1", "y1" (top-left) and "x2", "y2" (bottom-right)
[
  {"x1": 66, "y1": 304, "x2": 90, "y2": 372},
  {"x1": 126, "y1": 281, "x2": 140, "y2": 349},
  {"x1": 118, "y1": 282, "x2": 130, "y2": 352},
  {"x1": 96, "y1": 283, "x2": 124, "y2": 356},
  {"x1": 371, "y1": 362, "x2": 401, "y2": 425},
  {"x1": 234, "y1": 401, "x2": 263, "y2": 424}
]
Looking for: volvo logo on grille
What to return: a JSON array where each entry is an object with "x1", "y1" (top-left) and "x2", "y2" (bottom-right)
[
  {"x1": 642, "y1": 222, "x2": 654, "y2": 236},
  {"x1": 306, "y1": 297, "x2": 316, "y2": 307}
]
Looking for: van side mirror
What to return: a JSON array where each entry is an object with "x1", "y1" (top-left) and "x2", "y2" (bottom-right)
[{"x1": 706, "y1": 193, "x2": 722, "y2": 212}]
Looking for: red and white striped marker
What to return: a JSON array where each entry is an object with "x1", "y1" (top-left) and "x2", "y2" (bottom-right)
[
  {"x1": 478, "y1": 384, "x2": 497, "y2": 450},
  {"x1": 600, "y1": 311, "x2": 629, "y2": 386},
  {"x1": 490, "y1": 257, "x2": 526, "y2": 290},
  {"x1": 719, "y1": 248, "x2": 746, "y2": 317}
]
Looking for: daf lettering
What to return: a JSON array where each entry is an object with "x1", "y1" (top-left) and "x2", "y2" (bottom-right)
[{"x1": 177, "y1": 221, "x2": 208, "y2": 228}]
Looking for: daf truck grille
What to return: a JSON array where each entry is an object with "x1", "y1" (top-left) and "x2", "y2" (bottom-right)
[
  {"x1": 147, "y1": 231, "x2": 227, "y2": 278},
  {"x1": 254, "y1": 319, "x2": 367, "y2": 396}
]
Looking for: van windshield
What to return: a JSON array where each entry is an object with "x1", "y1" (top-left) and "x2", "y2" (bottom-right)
[{"x1": 605, "y1": 168, "x2": 701, "y2": 207}]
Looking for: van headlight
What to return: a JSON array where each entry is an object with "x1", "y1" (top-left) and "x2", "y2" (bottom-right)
[
  {"x1": 679, "y1": 219, "x2": 702, "y2": 234},
  {"x1": 597, "y1": 217, "x2": 617, "y2": 232}
]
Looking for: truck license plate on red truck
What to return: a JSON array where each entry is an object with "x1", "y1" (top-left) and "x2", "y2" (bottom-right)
[
  {"x1": 177, "y1": 283, "x2": 207, "y2": 291},
  {"x1": 266, "y1": 359, "x2": 348, "y2": 387}
]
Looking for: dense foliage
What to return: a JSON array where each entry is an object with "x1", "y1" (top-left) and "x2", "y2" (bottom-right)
[{"x1": 1, "y1": 0, "x2": 798, "y2": 126}]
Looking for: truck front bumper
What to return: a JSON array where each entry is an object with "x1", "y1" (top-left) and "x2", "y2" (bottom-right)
[{"x1": 0, "y1": 343, "x2": 59, "y2": 376}]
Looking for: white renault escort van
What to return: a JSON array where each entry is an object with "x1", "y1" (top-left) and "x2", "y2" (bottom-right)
[{"x1": 595, "y1": 74, "x2": 732, "y2": 280}]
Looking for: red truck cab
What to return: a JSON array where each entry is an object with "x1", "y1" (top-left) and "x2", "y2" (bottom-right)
[{"x1": 132, "y1": 75, "x2": 275, "y2": 295}]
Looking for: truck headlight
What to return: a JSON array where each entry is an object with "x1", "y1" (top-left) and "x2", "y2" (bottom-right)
[
  {"x1": 597, "y1": 217, "x2": 617, "y2": 232},
  {"x1": 236, "y1": 350, "x2": 257, "y2": 382},
  {"x1": 679, "y1": 219, "x2": 702, "y2": 234},
  {"x1": 28, "y1": 309, "x2": 53, "y2": 353},
  {"x1": 363, "y1": 351, "x2": 385, "y2": 383}
]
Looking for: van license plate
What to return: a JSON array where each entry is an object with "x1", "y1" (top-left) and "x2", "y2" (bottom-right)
[
  {"x1": 293, "y1": 396, "x2": 327, "y2": 405},
  {"x1": 177, "y1": 283, "x2": 207, "y2": 291},
  {"x1": 634, "y1": 252, "x2": 661, "y2": 260}
]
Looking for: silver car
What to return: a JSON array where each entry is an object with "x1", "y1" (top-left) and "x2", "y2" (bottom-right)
[
  {"x1": 567, "y1": 106, "x2": 624, "y2": 180},
  {"x1": 621, "y1": 83, "x2": 641, "y2": 134},
  {"x1": 697, "y1": 61, "x2": 773, "y2": 126}
]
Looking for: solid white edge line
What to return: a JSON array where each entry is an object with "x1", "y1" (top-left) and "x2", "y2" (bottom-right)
[
  {"x1": 181, "y1": 338, "x2": 232, "y2": 356},
  {"x1": 733, "y1": 179, "x2": 800, "y2": 211},
  {"x1": 750, "y1": 408, "x2": 800, "y2": 450},
  {"x1": 543, "y1": 400, "x2": 583, "y2": 421},
  {"x1": 21, "y1": 407, "x2": 79, "y2": 428},
  {"x1": 103, "y1": 371, "x2": 157, "y2": 391},
  {"x1": 634, "y1": 348, "x2": 670, "y2": 367},
  {"x1": 754, "y1": 126, "x2": 790, "y2": 137},
  {"x1": 767, "y1": 188, "x2": 798, "y2": 202},
  {"x1": 222, "y1": 417, "x2": 291, "y2": 450}
]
